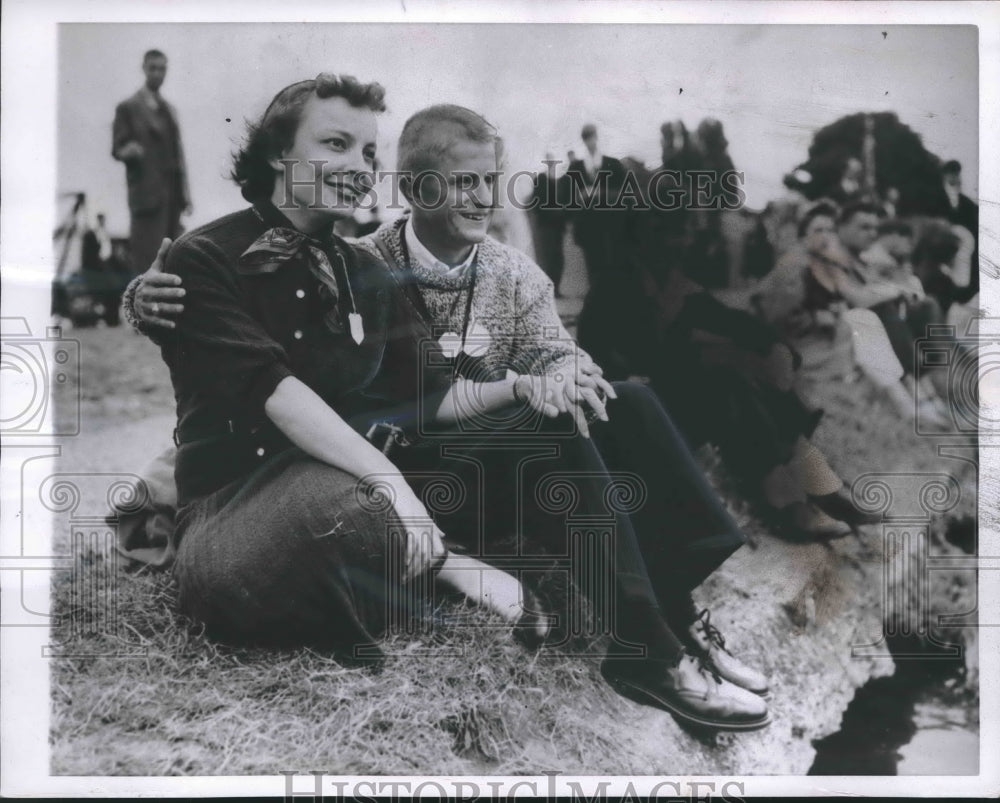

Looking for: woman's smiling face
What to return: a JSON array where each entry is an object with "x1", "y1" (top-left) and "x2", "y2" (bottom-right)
[{"x1": 271, "y1": 94, "x2": 378, "y2": 223}]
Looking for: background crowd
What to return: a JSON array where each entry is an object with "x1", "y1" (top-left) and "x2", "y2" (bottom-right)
[
  {"x1": 51, "y1": 50, "x2": 981, "y2": 544},
  {"x1": 520, "y1": 115, "x2": 980, "y2": 533}
]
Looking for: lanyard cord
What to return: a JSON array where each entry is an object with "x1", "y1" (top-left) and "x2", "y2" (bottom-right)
[
  {"x1": 330, "y1": 249, "x2": 359, "y2": 316},
  {"x1": 399, "y1": 220, "x2": 479, "y2": 350}
]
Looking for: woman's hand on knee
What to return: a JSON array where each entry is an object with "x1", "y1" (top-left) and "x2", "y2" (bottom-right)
[{"x1": 402, "y1": 520, "x2": 447, "y2": 583}]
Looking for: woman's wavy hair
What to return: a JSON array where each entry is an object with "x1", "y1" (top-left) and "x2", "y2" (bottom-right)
[
  {"x1": 231, "y1": 73, "x2": 386, "y2": 202},
  {"x1": 797, "y1": 200, "x2": 839, "y2": 239}
]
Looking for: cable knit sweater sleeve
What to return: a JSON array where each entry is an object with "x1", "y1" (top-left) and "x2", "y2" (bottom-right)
[{"x1": 496, "y1": 242, "x2": 593, "y2": 378}]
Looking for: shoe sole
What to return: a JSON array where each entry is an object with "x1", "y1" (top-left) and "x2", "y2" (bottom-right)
[{"x1": 602, "y1": 671, "x2": 772, "y2": 732}]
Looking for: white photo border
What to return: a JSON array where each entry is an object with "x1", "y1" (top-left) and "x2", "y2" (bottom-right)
[{"x1": 1, "y1": 0, "x2": 997, "y2": 797}]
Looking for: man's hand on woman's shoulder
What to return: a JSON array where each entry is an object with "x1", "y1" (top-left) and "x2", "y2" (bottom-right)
[{"x1": 133, "y1": 238, "x2": 186, "y2": 329}]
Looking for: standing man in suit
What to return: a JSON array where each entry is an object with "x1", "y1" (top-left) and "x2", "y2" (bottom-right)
[
  {"x1": 112, "y1": 49, "x2": 190, "y2": 276},
  {"x1": 566, "y1": 124, "x2": 627, "y2": 285},
  {"x1": 528, "y1": 153, "x2": 570, "y2": 296}
]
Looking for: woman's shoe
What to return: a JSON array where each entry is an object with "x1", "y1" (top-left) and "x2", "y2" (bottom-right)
[
  {"x1": 512, "y1": 587, "x2": 553, "y2": 650},
  {"x1": 775, "y1": 501, "x2": 853, "y2": 542},
  {"x1": 808, "y1": 487, "x2": 882, "y2": 528}
]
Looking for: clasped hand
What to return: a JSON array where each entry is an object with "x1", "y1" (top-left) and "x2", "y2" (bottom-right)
[{"x1": 514, "y1": 356, "x2": 617, "y2": 437}]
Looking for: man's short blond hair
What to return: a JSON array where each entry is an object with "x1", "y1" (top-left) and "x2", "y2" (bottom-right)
[{"x1": 397, "y1": 104, "x2": 503, "y2": 176}]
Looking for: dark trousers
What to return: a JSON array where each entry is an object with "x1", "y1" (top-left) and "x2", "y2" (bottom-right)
[
  {"x1": 651, "y1": 357, "x2": 820, "y2": 484},
  {"x1": 591, "y1": 381, "x2": 745, "y2": 627},
  {"x1": 574, "y1": 214, "x2": 624, "y2": 286},
  {"x1": 396, "y1": 381, "x2": 744, "y2": 657},
  {"x1": 129, "y1": 188, "x2": 184, "y2": 276},
  {"x1": 396, "y1": 413, "x2": 673, "y2": 658},
  {"x1": 578, "y1": 237, "x2": 615, "y2": 285},
  {"x1": 530, "y1": 220, "x2": 566, "y2": 291}
]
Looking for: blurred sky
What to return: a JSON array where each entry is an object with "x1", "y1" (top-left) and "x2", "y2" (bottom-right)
[{"x1": 58, "y1": 23, "x2": 978, "y2": 235}]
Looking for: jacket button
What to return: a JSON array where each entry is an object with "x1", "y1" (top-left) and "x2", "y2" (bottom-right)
[
  {"x1": 293, "y1": 330, "x2": 303, "y2": 339},
  {"x1": 296, "y1": 289, "x2": 305, "y2": 298},
  {"x1": 256, "y1": 447, "x2": 265, "y2": 457}
]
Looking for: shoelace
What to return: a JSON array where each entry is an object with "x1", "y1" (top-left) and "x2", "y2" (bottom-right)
[
  {"x1": 697, "y1": 660, "x2": 722, "y2": 699},
  {"x1": 675, "y1": 648, "x2": 722, "y2": 697},
  {"x1": 695, "y1": 608, "x2": 729, "y2": 653}
]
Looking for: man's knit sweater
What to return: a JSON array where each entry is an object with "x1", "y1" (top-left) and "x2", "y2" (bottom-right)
[{"x1": 355, "y1": 217, "x2": 588, "y2": 381}]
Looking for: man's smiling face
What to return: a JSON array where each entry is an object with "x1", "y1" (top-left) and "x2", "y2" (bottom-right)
[{"x1": 409, "y1": 137, "x2": 498, "y2": 253}]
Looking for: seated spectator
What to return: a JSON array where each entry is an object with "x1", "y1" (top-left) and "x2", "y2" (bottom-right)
[
  {"x1": 911, "y1": 220, "x2": 965, "y2": 314},
  {"x1": 577, "y1": 233, "x2": 878, "y2": 540},
  {"x1": 861, "y1": 219, "x2": 922, "y2": 297},
  {"x1": 754, "y1": 202, "x2": 948, "y2": 428},
  {"x1": 833, "y1": 204, "x2": 945, "y2": 381},
  {"x1": 931, "y1": 159, "x2": 979, "y2": 302}
]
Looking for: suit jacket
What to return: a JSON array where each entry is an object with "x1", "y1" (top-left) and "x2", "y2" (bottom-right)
[
  {"x1": 529, "y1": 171, "x2": 571, "y2": 227},
  {"x1": 566, "y1": 156, "x2": 626, "y2": 205},
  {"x1": 565, "y1": 155, "x2": 627, "y2": 244},
  {"x1": 112, "y1": 88, "x2": 189, "y2": 215}
]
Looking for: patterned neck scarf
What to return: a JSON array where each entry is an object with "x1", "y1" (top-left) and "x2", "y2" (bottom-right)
[{"x1": 240, "y1": 226, "x2": 357, "y2": 336}]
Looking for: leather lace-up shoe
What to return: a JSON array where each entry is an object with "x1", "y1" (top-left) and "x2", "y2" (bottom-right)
[
  {"x1": 600, "y1": 650, "x2": 770, "y2": 731},
  {"x1": 688, "y1": 609, "x2": 770, "y2": 697},
  {"x1": 777, "y1": 501, "x2": 853, "y2": 541},
  {"x1": 808, "y1": 487, "x2": 882, "y2": 529}
]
